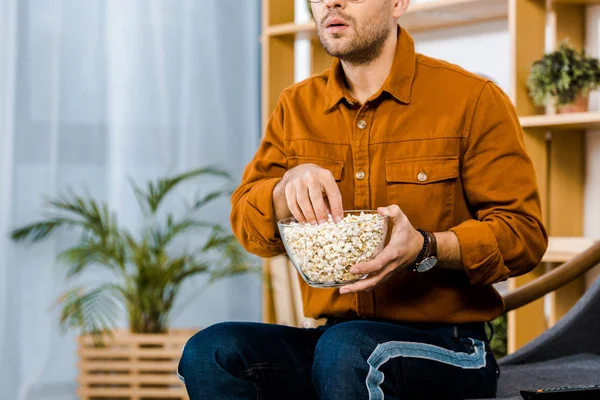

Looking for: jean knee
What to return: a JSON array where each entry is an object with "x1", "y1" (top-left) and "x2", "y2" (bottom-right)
[
  {"x1": 178, "y1": 322, "x2": 247, "y2": 381},
  {"x1": 313, "y1": 321, "x2": 375, "y2": 378}
]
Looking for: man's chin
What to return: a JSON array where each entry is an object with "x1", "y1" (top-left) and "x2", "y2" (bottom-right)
[{"x1": 320, "y1": 41, "x2": 351, "y2": 57}]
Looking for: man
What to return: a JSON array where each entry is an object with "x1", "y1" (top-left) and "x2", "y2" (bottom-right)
[{"x1": 178, "y1": 0, "x2": 548, "y2": 398}]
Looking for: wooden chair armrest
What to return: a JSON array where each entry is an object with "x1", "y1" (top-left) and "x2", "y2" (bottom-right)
[{"x1": 503, "y1": 241, "x2": 600, "y2": 313}]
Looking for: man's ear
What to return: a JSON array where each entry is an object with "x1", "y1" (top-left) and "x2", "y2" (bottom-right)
[{"x1": 392, "y1": 0, "x2": 410, "y2": 19}]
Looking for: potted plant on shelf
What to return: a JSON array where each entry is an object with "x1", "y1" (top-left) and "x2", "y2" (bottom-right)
[
  {"x1": 527, "y1": 41, "x2": 600, "y2": 113},
  {"x1": 10, "y1": 167, "x2": 256, "y2": 400}
]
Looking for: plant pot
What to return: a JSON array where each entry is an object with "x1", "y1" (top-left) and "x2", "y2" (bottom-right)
[
  {"x1": 557, "y1": 94, "x2": 589, "y2": 114},
  {"x1": 77, "y1": 328, "x2": 198, "y2": 400}
]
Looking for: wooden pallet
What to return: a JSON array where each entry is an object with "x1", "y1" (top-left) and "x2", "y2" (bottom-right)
[{"x1": 77, "y1": 329, "x2": 198, "y2": 400}]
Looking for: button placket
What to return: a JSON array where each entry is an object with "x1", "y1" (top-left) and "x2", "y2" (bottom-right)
[{"x1": 352, "y1": 107, "x2": 372, "y2": 211}]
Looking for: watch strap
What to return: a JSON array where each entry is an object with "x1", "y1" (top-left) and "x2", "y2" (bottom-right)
[{"x1": 427, "y1": 231, "x2": 437, "y2": 258}]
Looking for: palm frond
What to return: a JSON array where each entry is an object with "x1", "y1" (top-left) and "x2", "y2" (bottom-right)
[
  {"x1": 47, "y1": 195, "x2": 111, "y2": 235},
  {"x1": 161, "y1": 256, "x2": 191, "y2": 283},
  {"x1": 57, "y1": 237, "x2": 126, "y2": 278},
  {"x1": 201, "y1": 225, "x2": 235, "y2": 252},
  {"x1": 173, "y1": 262, "x2": 211, "y2": 284},
  {"x1": 129, "y1": 177, "x2": 150, "y2": 215},
  {"x1": 132, "y1": 167, "x2": 231, "y2": 215},
  {"x1": 56, "y1": 284, "x2": 123, "y2": 337},
  {"x1": 12, "y1": 192, "x2": 118, "y2": 244},
  {"x1": 192, "y1": 188, "x2": 232, "y2": 210},
  {"x1": 10, "y1": 217, "x2": 83, "y2": 242},
  {"x1": 152, "y1": 217, "x2": 216, "y2": 250},
  {"x1": 209, "y1": 239, "x2": 259, "y2": 282}
]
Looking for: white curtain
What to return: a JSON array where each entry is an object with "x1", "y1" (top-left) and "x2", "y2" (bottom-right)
[{"x1": 0, "y1": 0, "x2": 262, "y2": 399}]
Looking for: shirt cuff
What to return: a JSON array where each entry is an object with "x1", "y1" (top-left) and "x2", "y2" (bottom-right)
[
  {"x1": 450, "y1": 219, "x2": 510, "y2": 286},
  {"x1": 243, "y1": 177, "x2": 286, "y2": 254}
]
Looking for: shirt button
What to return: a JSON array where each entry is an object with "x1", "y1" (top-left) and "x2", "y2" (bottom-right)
[
  {"x1": 357, "y1": 120, "x2": 367, "y2": 129},
  {"x1": 355, "y1": 171, "x2": 366, "y2": 180},
  {"x1": 417, "y1": 172, "x2": 427, "y2": 182}
]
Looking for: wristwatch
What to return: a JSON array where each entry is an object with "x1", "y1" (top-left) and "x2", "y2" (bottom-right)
[{"x1": 410, "y1": 229, "x2": 438, "y2": 273}]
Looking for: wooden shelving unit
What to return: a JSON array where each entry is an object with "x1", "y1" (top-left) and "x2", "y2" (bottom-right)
[
  {"x1": 263, "y1": 21, "x2": 316, "y2": 40},
  {"x1": 520, "y1": 111, "x2": 600, "y2": 130},
  {"x1": 261, "y1": 0, "x2": 600, "y2": 353},
  {"x1": 543, "y1": 237, "x2": 596, "y2": 263},
  {"x1": 399, "y1": 0, "x2": 509, "y2": 32}
]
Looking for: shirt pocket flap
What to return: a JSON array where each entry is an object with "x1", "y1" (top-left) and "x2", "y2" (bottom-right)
[
  {"x1": 287, "y1": 156, "x2": 344, "y2": 181},
  {"x1": 386, "y1": 157, "x2": 459, "y2": 184}
]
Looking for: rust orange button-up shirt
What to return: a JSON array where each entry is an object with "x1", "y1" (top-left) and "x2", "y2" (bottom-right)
[{"x1": 231, "y1": 28, "x2": 548, "y2": 324}]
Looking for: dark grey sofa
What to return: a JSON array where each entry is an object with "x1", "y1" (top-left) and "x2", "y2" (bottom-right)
[{"x1": 478, "y1": 272, "x2": 600, "y2": 399}]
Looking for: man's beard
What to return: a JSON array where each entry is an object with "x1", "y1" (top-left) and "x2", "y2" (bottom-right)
[{"x1": 318, "y1": 10, "x2": 393, "y2": 65}]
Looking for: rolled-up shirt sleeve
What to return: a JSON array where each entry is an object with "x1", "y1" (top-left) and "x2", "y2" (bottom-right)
[
  {"x1": 230, "y1": 101, "x2": 287, "y2": 258},
  {"x1": 450, "y1": 81, "x2": 548, "y2": 286}
]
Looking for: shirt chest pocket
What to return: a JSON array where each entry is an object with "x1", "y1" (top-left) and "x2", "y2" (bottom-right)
[
  {"x1": 385, "y1": 157, "x2": 459, "y2": 230},
  {"x1": 287, "y1": 156, "x2": 344, "y2": 181}
]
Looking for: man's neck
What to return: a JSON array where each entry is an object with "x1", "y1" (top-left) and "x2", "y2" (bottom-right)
[{"x1": 341, "y1": 30, "x2": 398, "y2": 105}]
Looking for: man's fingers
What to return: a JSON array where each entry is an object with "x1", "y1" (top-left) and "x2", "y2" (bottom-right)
[
  {"x1": 350, "y1": 245, "x2": 397, "y2": 275},
  {"x1": 285, "y1": 185, "x2": 306, "y2": 223},
  {"x1": 378, "y1": 204, "x2": 404, "y2": 222},
  {"x1": 339, "y1": 264, "x2": 390, "y2": 294},
  {"x1": 282, "y1": 165, "x2": 343, "y2": 225},
  {"x1": 325, "y1": 202, "x2": 332, "y2": 217},
  {"x1": 321, "y1": 175, "x2": 343, "y2": 223},
  {"x1": 340, "y1": 261, "x2": 398, "y2": 294},
  {"x1": 296, "y1": 185, "x2": 318, "y2": 225},
  {"x1": 308, "y1": 182, "x2": 329, "y2": 224}
]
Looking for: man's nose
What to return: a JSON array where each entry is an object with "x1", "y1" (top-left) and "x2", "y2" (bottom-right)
[{"x1": 323, "y1": 0, "x2": 346, "y2": 9}]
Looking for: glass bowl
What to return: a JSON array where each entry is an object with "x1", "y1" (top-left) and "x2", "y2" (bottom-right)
[{"x1": 277, "y1": 210, "x2": 389, "y2": 288}]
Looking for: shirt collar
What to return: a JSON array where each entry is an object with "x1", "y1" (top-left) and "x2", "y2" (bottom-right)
[{"x1": 324, "y1": 26, "x2": 416, "y2": 111}]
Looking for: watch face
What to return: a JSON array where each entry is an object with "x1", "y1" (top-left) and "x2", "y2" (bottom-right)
[{"x1": 417, "y1": 257, "x2": 438, "y2": 273}]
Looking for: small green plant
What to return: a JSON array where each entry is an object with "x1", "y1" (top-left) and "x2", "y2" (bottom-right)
[
  {"x1": 528, "y1": 41, "x2": 600, "y2": 108},
  {"x1": 486, "y1": 313, "x2": 508, "y2": 359},
  {"x1": 10, "y1": 167, "x2": 256, "y2": 338}
]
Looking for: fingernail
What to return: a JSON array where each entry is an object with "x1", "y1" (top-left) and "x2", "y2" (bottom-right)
[
  {"x1": 310, "y1": 220, "x2": 317, "y2": 225},
  {"x1": 319, "y1": 219, "x2": 327, "y2": 224},
  {"x1": 339, "y1": 288, "x2": 349, "y2": 294},
  {"x1": 349, "y1": 268, "x2": 358, "y2": 274},
  {"x1": 335, "y1": 216, "x2": 342, "y2": 223}
]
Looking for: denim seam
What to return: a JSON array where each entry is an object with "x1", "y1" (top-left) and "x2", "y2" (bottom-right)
[
  {"x1": 177, "y1": 343, "x2": 186, "y2": 383},
  {"x1": 239, "y1": 369, "x2": 263, "y2": 400},
  {"x1": 365, "y1": 338, "x2": 487, "y2": 400}
]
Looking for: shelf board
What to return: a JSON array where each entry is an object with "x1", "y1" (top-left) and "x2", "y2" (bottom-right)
[
  {"x1": 551, "y1": 0, "x2": 600, "y2": 5},
  {"x1": 264, "y1": 0, "x2": 508, "y2": 39},
  {"x1": 400, "y1": 0, "x2": 508, "y2": 32},
  {"x1": 519, "y1": 112, "x2": 600, "y2": 130},
  {"x1": 263, "y1": 22, "x2": 317, "y2": 40},
  {"x1": 542, "y1": 237, "x2": 596, "y2": 263}
]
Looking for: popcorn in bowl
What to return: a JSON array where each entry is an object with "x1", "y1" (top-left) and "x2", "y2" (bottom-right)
[{"x1": 277, "y1": 210, "x2": 389, "y2": 288}]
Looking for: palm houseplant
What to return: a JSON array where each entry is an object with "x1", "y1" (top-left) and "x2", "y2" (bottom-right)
[
  {"x1": 10, "y1": 167, "x2": 255, "y2": 400},
  {"x1": 527, "y1": 41, "x2": 600, "y2": 113}
]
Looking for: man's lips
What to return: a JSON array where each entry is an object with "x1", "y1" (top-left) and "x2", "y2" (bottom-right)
[
  {"x1": 324, "y1": 18, "x2": 349, "y2": 34},
  {"x1": 325, "y1": 18, "x2": 348, "y2": 28}
]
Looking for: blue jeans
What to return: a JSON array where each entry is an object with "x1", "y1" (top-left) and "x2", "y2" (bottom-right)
[{"x1": 177, "y1": 319, "x2": 499, "y2": 399}]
